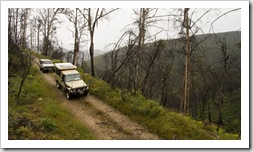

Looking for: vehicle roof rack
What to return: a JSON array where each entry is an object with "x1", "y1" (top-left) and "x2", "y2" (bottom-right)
[{"x1": 55, "y1": 63, "x2": 77, "y2": 70}]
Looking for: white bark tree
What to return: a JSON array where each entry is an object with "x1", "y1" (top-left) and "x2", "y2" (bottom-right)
[
  {"x1": 79, "y1": 8, "x2": 119, "y2": 77},
  {"x1": 37, "y1": 8, "x2": 61, "y2": 56},
  {"x1": 61, "y1": 8, "x2": 87, "y2": 65}
]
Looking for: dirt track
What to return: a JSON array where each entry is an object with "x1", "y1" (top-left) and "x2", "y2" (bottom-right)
[{"x1": 34, "y1": 57, "x2": 160, "y2": 140}]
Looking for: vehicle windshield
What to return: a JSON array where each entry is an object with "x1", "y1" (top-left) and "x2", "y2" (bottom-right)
[
  {"x1": 65, "y1": 74, "x2": 81, "y2": 82},
  {"x1": 43, "y1": 61, "x2": 53, "y2": 64}
]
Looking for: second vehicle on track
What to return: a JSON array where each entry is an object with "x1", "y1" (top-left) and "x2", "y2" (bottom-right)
[{"x1": 39, "y1": 59, "x2": 55, "y2": 73}]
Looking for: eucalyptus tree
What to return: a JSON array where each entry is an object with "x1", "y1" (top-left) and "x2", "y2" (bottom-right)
[
  {"x1": 37, "y1": 18, "x2": 42, "y2": 53},
  {"x1": 102, "y1": 8, "x2": 171, "y2": 96},
  {"x1": 181, "y1": 8, "x2": 191, "y2": 116},
  {"x1": 179, "y1": 8, "x2": 240, "y2": 117},
  {"x1": 8, "y1": 8, "x2": 32, "y2": 105},
  {"x1": 9, "y1": 8, "x2": 20, "y2": 44},
  {"x1": 8, "y1": 8, "x2": 30, "y2": 47},
  {"x1": 61, "y1": 8, "x2": 87, "y2": 65},
  {"x1": 127, "y1": 8, "x2": 169, "y2": 94},
  {"x1": 176, "y1": 8, "x2": 213, "y2": 116},
  {"x1": 37, "y1": 8, "x2": 61, "y2": 56},
  {"x1": 79, "y1": 8, "x2": 119, "y2": 77}
]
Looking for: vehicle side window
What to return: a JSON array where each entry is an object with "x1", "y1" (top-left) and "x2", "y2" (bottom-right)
[
  {"x1": 62, "y1": 75, "x2": 65, "y2": 81},
  {"x1": 55, "y1": 69, "x2": 61, "y2": 76}
]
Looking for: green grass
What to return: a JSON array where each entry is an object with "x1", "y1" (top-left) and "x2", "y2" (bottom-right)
[
  {"x1": 28, "y1": 51, "x2": 239, "y2": 140},
  {"x1": 8, "y1": 66, "x2": 96, "y2": 140},
  {"x1": 31, "y1": 51, "x2": 50, "y2": 60},
  {"x1": 31, "y1": 52, "x2": 62, "y2": 64},
  {"x1": 80, "y1": 71, "x2": 239, "y2": 140}
]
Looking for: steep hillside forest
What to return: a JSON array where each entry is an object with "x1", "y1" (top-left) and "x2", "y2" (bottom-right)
[
  {"x1": 93, "y1": 31, "x2": 241, "y2": 134},
  {"x1": 8, "y1": 8, "x2": 241, "y2": 140}
]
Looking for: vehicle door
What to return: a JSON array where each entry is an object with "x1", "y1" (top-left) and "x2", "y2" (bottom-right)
[{"x1": 59, "y1": 74, "x2": 66, "y2": 88}]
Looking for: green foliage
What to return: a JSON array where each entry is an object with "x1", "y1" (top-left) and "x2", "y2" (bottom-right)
[
  {"x1": 222, "y1": 90, "x2": 241, "y2": 133},
  {"x1": 197, "y1": 90, "x2": 241, "y2": 134},
  {"x1": 8, "y1": 66, "x2": 95, "y2": 140},
  {"x1": 37, "y1": 117, "x2": 58, "y2": 132},
  {"x1": 88, "y1": 31, "x2": 241, "y2": 138},
  {"x1": 32, "y1": 52, "x2": 51, "y2": 60},
  {"x1": 81, "y1": 73, "x2": 238, "y2": 140},
  {"x1": 32, "y1": 51, "x2": 61, "y2": 63}
]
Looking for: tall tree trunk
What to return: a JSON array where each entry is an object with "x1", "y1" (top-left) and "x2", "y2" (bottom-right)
[
  {"x1": 139, "y1": 8, "x2": 145, "y2": 47},
  {"x1": 90, "y1": 32, "x2": 95, "y2": 77},
  {"x1": 217, "y1": 83, "x2": 224, "y2": 126},
  {"x1": 8, "y1": 9, "x2": 12, "y2": 39},
  {"x1": 84, "y1": 8, "x2": 118, "y2": 77},
  {"x1": 134, "y1": 8, "x2": 146, "y2": 93},
  {"x1": 30, "y1": 23, "x2": 33, "y2": 49},
  {"x1": 22, "y1": 8, "x2": 28, "y2": 48},
  {"x1": 14, "y1": 8, "x2": 18, "y2": 44},
  {"x1": 182, "y1": 8, "x2": 191, "y2": 116},
  {"x1": 16, "y1": 60, "x2": 31, "y2": 105},
  {"x1": 44, "y1": 9, "x2": 50, "y2": 56},
  {"x1": 37, "y1": 24, "x2": 40, "y2": 53},
  {"x1": 87, "y1": 8, "x2": 96, "y2": 77},
  {"x1": 44, "y1": 36, "x2": 49, "y2": 56},
  {"x1": 207, "y1": 100, "x2": 212, "y2": 123},
  {"x1": 215, "y1": 41, "x2": 227, "y2": 126},
  {"x1": 73, "y1": 9, "x2": 79, "y2": 65}
]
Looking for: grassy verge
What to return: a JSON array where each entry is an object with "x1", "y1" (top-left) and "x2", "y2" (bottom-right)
[
  {"x1": 31, "y1": 52, "x2": 61, "y2": 64},
  {"x1": 80, "y1": 72, "x2": 239, "y2": 140},
  {"x1": 30, "y1": 52, "x2": 239, "y2": 140},
  {"x1": 8, "y1": 66, "x2": 95, "y2": 140}
]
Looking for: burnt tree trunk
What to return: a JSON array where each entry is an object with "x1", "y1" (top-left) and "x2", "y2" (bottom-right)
[
  {"x1": 181, "y1": 8, "x2": 191, "y2": 116},
  {"x1": 89, "y1": 33, "x2": 95, "y2": 77},
  {"x1": 73, "y1": 9, "x2": 79, "y2": 66}
]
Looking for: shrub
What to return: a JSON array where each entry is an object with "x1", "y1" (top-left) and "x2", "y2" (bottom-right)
[
  {"x1": 80, "y1": 72, "x2": 239, "y2": 140},
  {"x1": 8, "y1": 60, "x2": 95, "y2": 140},
  {"x1": 37, "y1": 117, "x2": 58, "y2": 132}
]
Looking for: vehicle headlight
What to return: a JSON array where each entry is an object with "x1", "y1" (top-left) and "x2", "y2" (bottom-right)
[{"x1": 67, "y1": 87, "x2": 74, "y2": 92}]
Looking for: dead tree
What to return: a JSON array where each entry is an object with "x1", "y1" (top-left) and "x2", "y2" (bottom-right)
[
  {"x1": 61, "y1": 8, "x2": 87, "y2": 65},
  {"x1": 79, "y1": 8, "x2": 119, "y2": 77},
  {"x1": 37, "y1": 8, "x2": 61, "y2": 56},
  {"x1": 181, "y1": 8, "x2": 191, "y2": 116},
  {"x1": 16, "y1": 53, "x2": 32, "y2": 105}
]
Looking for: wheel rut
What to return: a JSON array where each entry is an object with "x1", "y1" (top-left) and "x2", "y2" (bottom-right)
[{"x1": 33, "y1": 57, "x2": 160, "y2": 140}]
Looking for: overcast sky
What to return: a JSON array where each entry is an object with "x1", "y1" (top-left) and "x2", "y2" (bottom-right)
[
  {"x1": 56, "y1": 8, "x2": 241, "y2": 51},
  {"x1": 0, "y1": 1, "x2": 250, "y2": 149}
]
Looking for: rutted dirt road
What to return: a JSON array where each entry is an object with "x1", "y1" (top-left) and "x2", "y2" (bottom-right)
[{"x1": 33, "y1": 57, "x2": 160, "y2": 140}]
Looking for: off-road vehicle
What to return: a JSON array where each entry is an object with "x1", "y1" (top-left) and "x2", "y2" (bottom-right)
[
  {"x1": 55, "y1": 63, "x2": 89, "y2": 99},
  {"x1": 39, "y1": 59, "x2": 55, "y2": 72}
]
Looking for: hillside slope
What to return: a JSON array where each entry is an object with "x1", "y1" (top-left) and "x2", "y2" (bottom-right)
[
  {"x1": 87, "y1": 31, "x2": 241, "y2": 73},
  {"x1": 83, "y1": 31, "x2": 241, "y2": 135},
  {"x1": 81, "y1": 71, "x2": 239, "y2": 140},
  {"x1": 8, "y1": 50, "x2": 239, "y2": 140},
  {"x1": 9, "y1": 55, "x2": 160, "y2": 140}
]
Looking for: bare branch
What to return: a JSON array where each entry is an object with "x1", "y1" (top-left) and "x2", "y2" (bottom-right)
[
  {"x1": 210, "y1": 8, "x2": 241, "y2": 33},
  {"x1": 190, "y1": 8, "x2": 212, "y2": 28}
]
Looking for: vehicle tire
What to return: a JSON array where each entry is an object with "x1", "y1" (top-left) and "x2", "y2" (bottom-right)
[
  {"x1": 56, "y1": 81, "x2": 60, "y2": 89},
  {"x1": 66, "y1": 91, "x2": 71, "y2": 100},
  {"x1": 84, "y1": 91, "x2": 89, "y2": 96}
]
